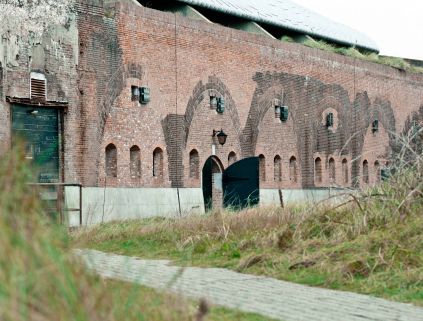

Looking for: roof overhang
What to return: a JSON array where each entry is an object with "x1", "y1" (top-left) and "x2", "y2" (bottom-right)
[{"x1": 6, "y1": 96, "x2": 69, "y2": 109}]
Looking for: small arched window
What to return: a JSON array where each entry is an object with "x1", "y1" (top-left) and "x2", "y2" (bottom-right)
[
  {"x1": 289, "y1": 156, "x2": 297, "y2": 183},
  {"x1": 274, "y1": 155, "x2": 282, "y2": 182},
  {"x1": 328, "y1": 158, "x2": 336, "y2": 183},
  {"x1": 363, "y1": 160, "x2": 369, "y2": 184},
  {"x1": 374, "y1": 161, "x2": 381, "y2": 183},
  {"x1": 228, "y1": 151, "x2": 237, "y2": 166},
  {"x1": 189, "y1": 149, "x2": 200, "y2": 179},
  {"x1": 314, "y1": 157, "x2": 322, "y2": 183},
  {"x1": 259, "y1": 154, "x2": 266, "y2": 181},
  {"x1": 105, "y1": 143, "x2": 117, "y2": 178},
  {"x1": 153, "y1": 147, "x2": 164, "y2": 179},
  {"x1": 130, "y1": 145, "x2": 141, "y2": 178},
  {"x1": 342, "y1": 159, "x2": 348, "y2": 184}
]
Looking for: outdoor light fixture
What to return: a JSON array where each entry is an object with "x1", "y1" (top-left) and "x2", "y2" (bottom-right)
[
  {"x1": 326, "y1": 112, "x2": 334, "y2": 127},
  {"x1": 372, "y1": 119, "x2": 379, "y2": 133},
  {"x1": 275, "y1": 105, "x2": 281, "y2": 115},
  {"x1": 381, "y1": 168, "x2": 390, "y2": 181},
  {"x1": 131, "y1": 86, "x2": 140, "y2": 101},
  {"x1": 216, "y1": 97, "x2": 225, "y2": 114},
  {"x1": 139, "y1": 87, "x2": 150, "y2": 104},
  {"x1": 27, "y1": 109, "x2": 39, "y2": 116},
  {"x1": 212, "y1": 129, "x2": 228, "y2": 146},
  {"x1": 210, "y1": 95, "x2": 218, "y2": 109},
  {"x1": 280, "y1": 105, "x2": 289, "y2": 121}
]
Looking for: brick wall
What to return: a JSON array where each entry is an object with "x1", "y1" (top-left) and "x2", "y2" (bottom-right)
[
  {"x1": 0, "y1": 14, "x2": 79, "y2": 181},
  {"x1": 80, "y1": 0, "x2": 422, "y2": 190},
  {"x1": 2, "y1": 0, "x2": 423, "y2": 192}
]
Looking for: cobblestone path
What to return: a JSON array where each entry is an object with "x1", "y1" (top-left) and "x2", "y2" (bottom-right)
[{"x1": 75, "y1": 249, "x2": 423, "y2": 321}]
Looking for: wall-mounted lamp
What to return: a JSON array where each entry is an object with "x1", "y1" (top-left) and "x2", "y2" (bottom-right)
[
  {"x1": 326, "y1": 112, "x2": 334, "y2": 127},
  {"x1": 381, "y1": 168, "x2": 390, "y2": 181},
  {"x1": 131, "y1": 86, "x2": 140, "y2": 101},
  {"x1": 212, "y1": 129, "x2": 228, "y2": 146},
  {"x1": 139, "y1": 87, "x2": 150, "y2": 104},
  {"x1": 27, "y1": 109, "x2": 39, "y2": 116},
  {"x1": 372, "y1": 119, "x2": 379, "y2": 133},
  {"x1": 210, "y1": 95, "x2": 218, "y2": 109},
  {"x1": 280, "y1": 106, "x2": 289, "y2": 121},
  {"x1": 216, "y1": 97, "x2": 225, "y2": 114}
]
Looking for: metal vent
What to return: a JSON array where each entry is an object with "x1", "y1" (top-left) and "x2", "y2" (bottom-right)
[{"x1": 31, "y1": 78, "x2": 46, "y2": 100}]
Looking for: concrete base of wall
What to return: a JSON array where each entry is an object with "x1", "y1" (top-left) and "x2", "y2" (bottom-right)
[
  {"x1": 65, "y1": 187, "x2": 349, "y2": 227},
  {"x1": 65, "y1": 187, "x2": 204, "y2": 227},
  {"x1": 260, "y1": 188, "x2": 346, "y2": 206}
]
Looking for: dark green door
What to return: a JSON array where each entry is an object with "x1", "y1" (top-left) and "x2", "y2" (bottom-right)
[
  {"x1": 202, "y1": 156, "x2": 213, "y2": 212},
  {"x1": 223, "y1": 157, "x2": 259, "y2": 209},
  {"x1": 12, "y1": 105, "x2": 60, "y2": 183}
]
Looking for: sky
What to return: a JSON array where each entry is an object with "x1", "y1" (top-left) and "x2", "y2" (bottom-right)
[{"x1": 292, "y1": 0, "x2": 423, "y2": 60}]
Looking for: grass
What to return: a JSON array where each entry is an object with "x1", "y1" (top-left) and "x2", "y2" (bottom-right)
[
  {"x1": 76, "y1": 126, "x2": 423, "y2": 307},
  {"x1": 0, "y1": 147, "x2": 275, "y2": 321},
  {"x1": 281, "y1": 35, "x2": 423, "y2": 74},
  {"x1": 104, "y1": 280, "x2": 273, "y2": 321},
  {"x1": 75, "y1": 208, "x2": 423, "y2": 306}
]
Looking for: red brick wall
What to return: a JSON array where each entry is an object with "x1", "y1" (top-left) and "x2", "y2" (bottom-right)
[
  {"x1": 75, "y1": 0, "x2": 422, "y2": 189},
  {"x1": 3, "y1": 0, "x2": 422, "y2": 192}
]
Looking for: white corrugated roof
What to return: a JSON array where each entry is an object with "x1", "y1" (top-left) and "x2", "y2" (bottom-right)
[{"x1": 179, "y1": 0, "x2": 379, "y2": 52}]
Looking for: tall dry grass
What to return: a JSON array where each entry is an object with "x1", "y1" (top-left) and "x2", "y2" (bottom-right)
[
  {"x1": 0, "y1": 148, "x2": 193, "y2": 321},
  {"x1": 75, "y1": 122, "x2": 423, "y2": 305}
]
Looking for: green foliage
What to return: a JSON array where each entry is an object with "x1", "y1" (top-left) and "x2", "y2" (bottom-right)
[{"x1": 280, "y1": 36, "x2": 423, "y2": 74}]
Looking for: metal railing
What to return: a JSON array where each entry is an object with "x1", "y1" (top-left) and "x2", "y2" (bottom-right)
[{"x1": 28, "y1": 183, "x2": 82, "y2": 226}]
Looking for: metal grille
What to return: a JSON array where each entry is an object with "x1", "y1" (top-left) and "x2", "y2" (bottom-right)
[{"x1": 31, "y1": 78, "x2": 46, "y2": 100}]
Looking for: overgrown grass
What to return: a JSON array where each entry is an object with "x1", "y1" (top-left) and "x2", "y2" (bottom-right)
[
  {"x1": 281, "y1": 35, "x2": 423, "y2": 73},
  {"x1": 0, "y1": 148, "x2": 274, "y2": 321},
  {"x1": 75, "y1": 205, "x2": 423, "y2": 306},
  {"x1": 76, "y1": 127, "x2": 423, "y2": 307}
]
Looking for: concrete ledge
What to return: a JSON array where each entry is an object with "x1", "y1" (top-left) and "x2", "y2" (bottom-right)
[
  {"x1": 65, "y1": 187, "x2": 350, "y2": 227},
  {"x1": 260, "y1": 188, "x2": 348, "y2": 206},
  {"x1": 65, "y1": 187, "x2": 204, "y2": 227}
]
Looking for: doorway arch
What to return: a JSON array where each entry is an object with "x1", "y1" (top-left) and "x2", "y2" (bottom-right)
[{"x1": 202, "y1": 156, "x2": 224, "y2": 212}]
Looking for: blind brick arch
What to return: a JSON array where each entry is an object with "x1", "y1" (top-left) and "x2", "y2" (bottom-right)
[
  {"x1": 314, "y1": 157, "x2": 322, "y2": 184},
  {"x1": 228, "y1": 151, "x2": 237, "y2": 167},
  {"x1": 153, "y1": 147, "x2": 164, "y2": 179},
  {"x1": 130, "y1": 145, "x2": 141, "y2": 178},
  {"x1": 289, "y1": 156, "x2": 298, "y2": 183},
  {"x1": 328, "y1": 158, "x2": 336, "y2": 183},
  {"x1": 259, "y1": 154, "x2": 266, "y2": 181},
  {"x1": 342, "y1": 159, "x2": 348, "y2": 184},
  {"x1": 189, "y1": 149, "x2": 200, "y2": 179},
  {"x1": 363, "y1": 160, "x2": 369, "y2": 184},
  {"x1": 274, "y1": 155, "x2": 282, "y2": 182},
  {"x1": 105, "y1": 143, "x2": 117, "y2": 178}
]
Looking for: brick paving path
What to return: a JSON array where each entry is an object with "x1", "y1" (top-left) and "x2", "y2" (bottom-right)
[{"x1": 75, "y1": 249, "x2": 423, "y2": 321}]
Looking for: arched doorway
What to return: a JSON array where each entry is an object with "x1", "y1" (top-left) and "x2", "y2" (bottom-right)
[{"x1": 202, "y1": 156, "x2": 224, "y2": 212}]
